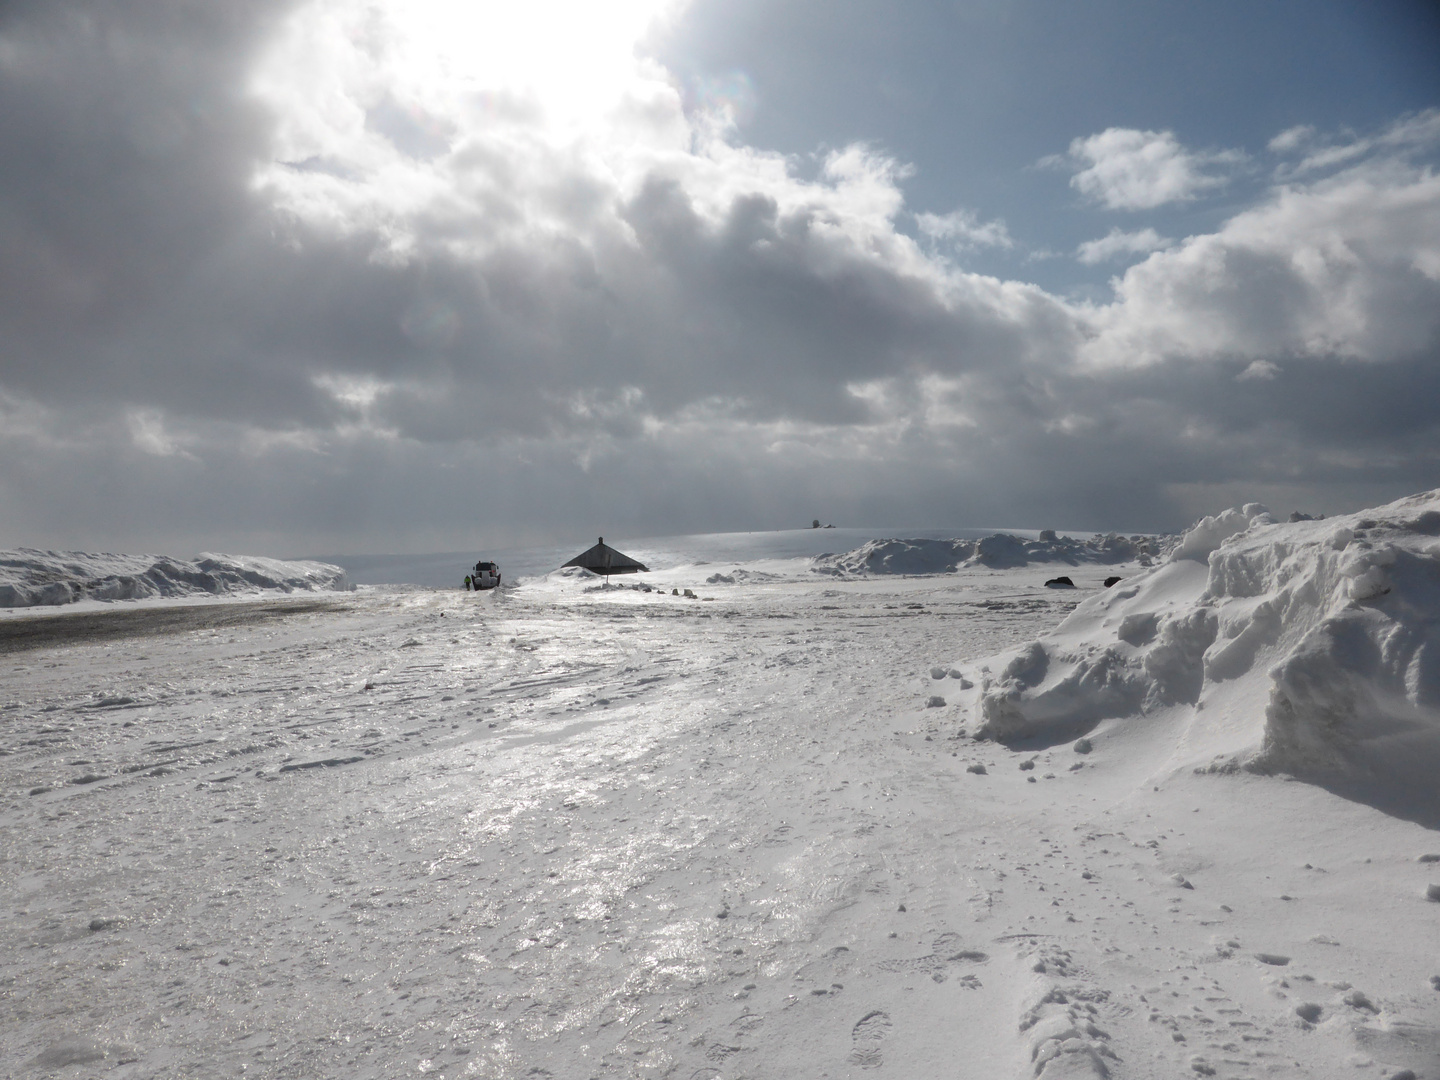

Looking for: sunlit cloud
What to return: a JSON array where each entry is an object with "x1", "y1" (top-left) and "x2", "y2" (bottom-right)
[
  {"x1": 916, "y1": 208, "x2": 1013, "y2": 252},
  {"x1": 1269, "y1": 107, "x2": 1440, "y2": 180},
  {"x1": 1075, "y1": 226, "x2": 1171, "y2": 265},
  {"x1": 1081, "y1": 157, "x2": 1440, "y2": 367},
  {"x1": 1049, "y1": 128, "x2": 1244, "y2": 210}
]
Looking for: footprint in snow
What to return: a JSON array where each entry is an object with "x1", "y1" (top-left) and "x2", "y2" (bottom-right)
[{"x1": 849, "y1": 1010, "x2": 892, "y2": 1070}]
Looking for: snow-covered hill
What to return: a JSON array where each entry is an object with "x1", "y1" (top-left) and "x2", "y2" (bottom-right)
[
  {"x1": 814, "y1": 530, "x2": 1172, "y2": 576},
  {"x1": 971, "y1": 489, "x2": 1440, "y2": 824},
  {"x1": 0, "y1": 549, "x2": 349, "y2": 607}
]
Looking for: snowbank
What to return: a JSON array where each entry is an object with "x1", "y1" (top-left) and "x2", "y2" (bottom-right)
[
  {"x1": 815, "y1": 531, "x2": 1170, "y2": 576},
  {"x1": 974, "y1": 491, "x2": 1440, "y2": 822},
  {"x1": 0, "y1": 549, "x2": 350, "y2": 607}
]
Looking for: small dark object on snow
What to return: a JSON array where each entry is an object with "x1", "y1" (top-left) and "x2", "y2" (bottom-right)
[
  {"x1": 1343, "y1": 989, "x2": 1376, "y2": 1011},
  {"x1": 1073, "y1": 738, "x2": 1093, "y2": 754},
  {"x1": 1104, "y1": 576, "x2": 1123, "y2": 587},
  {"x1": 1044, "y1": 576, "x2": 1075, "y2": 588}
]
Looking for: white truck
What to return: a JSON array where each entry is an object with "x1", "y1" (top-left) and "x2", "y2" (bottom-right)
[{"x1": 471, "y1": 560, "x2": 501, "y2": 589}]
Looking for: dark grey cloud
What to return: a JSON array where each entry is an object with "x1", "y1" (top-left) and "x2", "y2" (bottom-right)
[{"x1": 1, "y1": 0, "x2": 1437, "y2": 555}]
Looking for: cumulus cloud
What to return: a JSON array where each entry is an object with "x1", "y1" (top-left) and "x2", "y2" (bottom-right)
[
  {"x1": 0, "y1": 0, "x2": 1437, "y2": 552},
  {"x1": 1082, "y1": 157, "x2": 1440, "y2": 368},
  {"x1": 915, "y1": 208, "x2": 1013, "y2": 251},
  {"x1": 1055, "y1": 127, "x2": 1244, "y2": 210},
  {"x1": 1075, "y1": 226, "x2": 1171, "y2": 265},
  {"x1": 1269, "y1": 108, "x2": 1440, "y2": 180},
  {"x1": 1236, "y1": 360, "x2": 1280, "y2": 382},
  {"x1": 1268, "y1": 125, "x2": 1316, "y2": 155}
]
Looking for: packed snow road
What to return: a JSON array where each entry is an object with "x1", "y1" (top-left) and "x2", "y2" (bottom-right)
[{"x1": 3, "y1": 566, "x2": 1437, "y2": 1079}]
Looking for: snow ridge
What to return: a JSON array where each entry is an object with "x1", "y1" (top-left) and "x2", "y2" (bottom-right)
[
  {"x1": 975, "y1": 490, "x2": 1440, "y2": 823},
  {"x1": 0, "y1": 549, "x2": 350, "y2": 607},
  {"x1": 814, "y1": 531, "x2": 1172, "y2": 576}
]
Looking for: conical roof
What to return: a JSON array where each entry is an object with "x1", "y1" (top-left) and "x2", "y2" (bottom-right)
[{"x1": 562, "y1": 537, "x2": 648, "y2": 575}]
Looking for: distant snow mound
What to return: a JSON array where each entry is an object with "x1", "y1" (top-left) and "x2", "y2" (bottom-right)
[
  {"x1": 0, "y1": 549, "x2": 350, "y2": 607},
  {"x1": 976, "y1": 491, "x2": 1440, "y2": 822},
  {"x1": 553, "y1": 565, "x2": 598, "y2": 579},
  {"x1": 706, "y1": 569, "x2": 781, "y2": 584},
  {"x1": 815, "y1": 531, "x2": 1171, "y2": 576}
]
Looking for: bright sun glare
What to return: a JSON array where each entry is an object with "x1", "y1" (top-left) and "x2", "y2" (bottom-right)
[
  {"x1": 249, "y1": 0, "x2": 691, "y2": 269},
  {"x1": 261, "y1": 0, "x2": 682, "y2": 142},
  {"x1": 391, "y1": 0, "x2": 675, "y2": 113}
]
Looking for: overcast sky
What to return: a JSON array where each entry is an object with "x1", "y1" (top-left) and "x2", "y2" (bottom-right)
[{"x1": 2, "y1": 0, "x2": 1438, "y2": 556}]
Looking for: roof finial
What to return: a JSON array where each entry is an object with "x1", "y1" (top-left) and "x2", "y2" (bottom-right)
[{"x1": 598, "y1": 536, "x2": 603, "y2": 545}]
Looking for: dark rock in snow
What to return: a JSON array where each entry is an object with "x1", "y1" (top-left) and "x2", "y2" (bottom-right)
[
  {"x1": 279, "y1": 755, "x2": 365, "y2": 773},
  {"x1": 30, "y1": 1039, "x2": 107, "y2": 1068},
  {"x1": 1104, "y1": 576, "x2": 1123, "y2": 587},
  {"x1": 1343, "y1": 989, "x2": 1376, "y2": 1011},
  {"x1": 1073, "y1": 738, "x2": 1093, "y2": 754},
  {"x1": 1044, "y1": 576, "x2": 1075, "y2": 588}
]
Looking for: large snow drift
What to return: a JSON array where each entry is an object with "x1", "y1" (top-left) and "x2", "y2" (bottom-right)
[
  {"x1": 975, "y1": 490, "x2": 1440, "y2": 823},
  {"x1": 0, "y1": 549, "x2": 349, "y2": 607},
  {"x1": 815, "y1": 531, "x2": 1170, "y2": 576}
]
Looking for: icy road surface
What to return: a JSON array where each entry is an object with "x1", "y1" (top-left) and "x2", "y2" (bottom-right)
[{"x1": 3, "y1": 567, "x2": 1437, "y2": 1079}]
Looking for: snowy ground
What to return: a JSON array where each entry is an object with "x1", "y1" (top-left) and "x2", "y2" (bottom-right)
[{"x1": 3, "y1": 547, "x2": 1438, "y2": 1078}]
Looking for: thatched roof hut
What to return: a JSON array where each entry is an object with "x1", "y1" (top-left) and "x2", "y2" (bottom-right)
[{"x1": 562, "y1": 537, "x2": 648, "y2": 577}]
